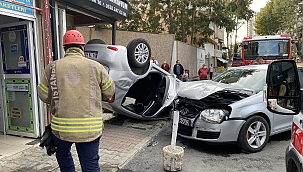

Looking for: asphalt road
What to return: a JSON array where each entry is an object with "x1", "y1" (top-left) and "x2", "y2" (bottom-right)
[{"x1": 119, "y1": 124, "x2": 291, "y2": 172}]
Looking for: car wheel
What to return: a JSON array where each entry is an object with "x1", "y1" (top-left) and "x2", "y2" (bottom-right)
[
  {"x1": 127, "y1": 38, "x2": 151, "y2": 68},
  {"x1": 287, "y1": 160, "x2": 299, "y2": 172},
  {"x1": 286, "y1": 153, "x2": 300, "y2": 172},
  {"x1": 237, "y1": 116, "x2": 269, "y2": 153},
  {"x1": 86, "y1": 39, "x2": 106, "y2": 44}
]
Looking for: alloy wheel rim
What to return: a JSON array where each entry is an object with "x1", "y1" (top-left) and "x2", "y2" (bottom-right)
[
  {"x1": 246, "y1": 121, "x2": 267, "y2": 149},
  {"x1": 134, "y1": 43, "x2": 149, "y2": 64}
]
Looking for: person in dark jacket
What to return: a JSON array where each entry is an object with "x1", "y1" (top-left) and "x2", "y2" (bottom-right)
[{"x1": 173, "y1": 60, "x2": 184, "y2": 80}]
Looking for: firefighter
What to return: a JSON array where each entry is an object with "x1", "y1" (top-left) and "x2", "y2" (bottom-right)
[{"x1": 37, "y1": 30, "x2": 115, "y2": 172}]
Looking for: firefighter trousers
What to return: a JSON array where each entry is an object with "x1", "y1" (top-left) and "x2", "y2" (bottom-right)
[{"x1": 52, "y1": 134, "x2": 101, "y2": 172}]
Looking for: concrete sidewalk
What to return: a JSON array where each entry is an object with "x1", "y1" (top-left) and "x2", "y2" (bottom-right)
[{"x1": 0, "y1": 113, "x2": 169, "y2": 172}]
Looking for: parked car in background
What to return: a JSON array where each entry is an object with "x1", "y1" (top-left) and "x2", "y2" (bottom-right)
[
  {"x1": 176, "y1": 64, "x2": 296, "y2": 153},
  {"x1": 84, "y1": 39, "x2": 178, "y2": 120}
]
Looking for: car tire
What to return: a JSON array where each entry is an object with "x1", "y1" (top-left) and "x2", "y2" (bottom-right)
[
  {"x1": 86, "y1": 39, "x2": 106, "y2": 44},
  {"x1": 237, "y1": 116, "x2": 270, "y2": 153},
  {"x1": 286, "y1": 159, "x2": 299, "y2": 172},
  {"x1": 286, "y1": 149, "x2": 300, "y2": 172},
  {"x1": 127, "y1": 38, "x2": 151, "y2": 68}
]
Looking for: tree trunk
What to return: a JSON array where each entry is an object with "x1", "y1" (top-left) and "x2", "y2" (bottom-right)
[
  {"x1": 167, "y1": 0, "x2": 174, "y2": 34},
  {"x1": 181, "y1": 9, "x2": 185, "y2": 42},
  {"x1": 190, "y1": 7, "x2": 195, "y2": 45},
  {"x1": 227, "y1": 32, "x2": 233, "y2": 67}
]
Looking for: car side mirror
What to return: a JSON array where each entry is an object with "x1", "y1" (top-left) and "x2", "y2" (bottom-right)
[{"x1": 264, "y1": 60, "x2": 302, "y2": 115}]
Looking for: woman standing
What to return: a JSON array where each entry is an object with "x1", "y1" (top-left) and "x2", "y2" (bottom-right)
[{"x1": 198, "y1": 64, "x2": 209, "y2": 80}]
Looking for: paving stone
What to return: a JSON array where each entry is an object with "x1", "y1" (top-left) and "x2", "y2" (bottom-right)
[{"x1": 0, "y1": 117, "x2": 167, "y2": 171}]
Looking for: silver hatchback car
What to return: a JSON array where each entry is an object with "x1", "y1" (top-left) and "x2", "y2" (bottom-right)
[{"x1": 176, "y1": 64, "x2": 294, "y2": 153}]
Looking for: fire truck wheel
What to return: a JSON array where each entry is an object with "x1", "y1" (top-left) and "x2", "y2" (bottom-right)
[{"x1": 237, "y1": 116, "x2": 270, "y2": 153}]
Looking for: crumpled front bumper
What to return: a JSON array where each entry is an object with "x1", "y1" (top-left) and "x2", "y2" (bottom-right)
[{"x1": 177, "y1": 118, "x2": 246, "y2": 143}]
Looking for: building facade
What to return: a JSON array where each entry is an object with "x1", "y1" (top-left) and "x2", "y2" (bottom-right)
[
  {"x1": 0, "y1": 0, "x2": 44, "y2": 138},
  {"x1": 0, "y1": 0, "x2": 130, "y2": 138}
]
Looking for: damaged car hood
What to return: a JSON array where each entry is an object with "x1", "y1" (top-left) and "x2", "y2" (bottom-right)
[{"x1": 177, "y1": 80, "x2": 255, "y2": 100}]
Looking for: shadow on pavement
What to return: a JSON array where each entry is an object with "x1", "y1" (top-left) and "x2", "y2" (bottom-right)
[
  {"x1": 268, "y1": 130, "x2": 291, "y2": 142},
  {"x1": 175, "y1": 130, "x2": 291, "y2": 157},
  {"x1": 178, "y1": 137, "x2": 241, "y2": 157}
]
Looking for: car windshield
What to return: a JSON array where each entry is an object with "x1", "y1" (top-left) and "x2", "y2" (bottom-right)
[
  {"x1": 243, "y1": 39, "x2": 290, "y2": 60},
  {"x1": 213, "y1": 69, "x2": 267, "y2": 91}
]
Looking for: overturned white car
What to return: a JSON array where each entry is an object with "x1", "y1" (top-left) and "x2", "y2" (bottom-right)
[{"x1": 84, "y1": 38, "x2": 178, "y2": 120}]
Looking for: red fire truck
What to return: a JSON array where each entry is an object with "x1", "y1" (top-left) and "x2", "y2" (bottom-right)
[{"x1": 239, "y1": 34, "x2": 301, "y2": 65}]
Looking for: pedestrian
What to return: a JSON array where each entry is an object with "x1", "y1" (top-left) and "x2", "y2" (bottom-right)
[
  {"x1": 173, "y1": 60, "x2": 184, "y2": 80},
  {"x1": 198, "y1": 63, "x2": 209, "y2": 80},
  {"x1": 209, "y1": 64, "x2": 214, "y2": 80},
  {"x1": 150, "y1": 56, "x2": 159, "y2": 65},
  {"x1": 161, "y1": 60, "x2": 170, "y2": 72},
  {"x1": 183, "y1": 69, "x2": 189, "y2": 82},
  {"x1": 37, "y1": 30, "x2": 115, "y2": 172}
]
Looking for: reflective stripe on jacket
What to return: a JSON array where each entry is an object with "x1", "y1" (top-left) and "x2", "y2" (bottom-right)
[
  {"x1": 37, "y1": 47, "x2": 115, "y2": 142},
  {"x1": 51, "y1": 116, "x2": 103, "y2": 132}
]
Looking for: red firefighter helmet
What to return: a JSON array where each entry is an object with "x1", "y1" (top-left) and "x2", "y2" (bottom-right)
[{"x1": 63, "y1": 30, "x2": 85, "y2": 46}]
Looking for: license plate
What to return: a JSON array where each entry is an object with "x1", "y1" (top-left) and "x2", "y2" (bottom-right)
[
  {"x1": 179, "y1": 117, "x2": 191, "y2": 126},
  {"x1": 85, "y1": 51, "x2": 98, "y2": 58}
]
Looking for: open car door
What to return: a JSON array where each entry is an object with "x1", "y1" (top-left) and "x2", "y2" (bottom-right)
[
  {"x1": 141, "y1": 75, "x2": 178, "y2": 118},
  {"x1": 265, "y1": 60, "x2": 301, "y2": 115}
]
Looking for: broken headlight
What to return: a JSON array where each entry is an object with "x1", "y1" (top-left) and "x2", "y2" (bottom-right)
[{"x1": 200, "y1": 109, "x2": 229, "y2": 123}]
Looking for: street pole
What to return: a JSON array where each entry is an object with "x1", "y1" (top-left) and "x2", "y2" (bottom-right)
[
  {"x1": 163, "y1": 102, "x2": 184, "y2": 171},
  {"x1": 42, "y1": 0, "x2": 53, "y2": 125}
]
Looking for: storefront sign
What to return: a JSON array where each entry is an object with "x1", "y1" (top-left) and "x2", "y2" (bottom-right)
[
  {"x1": 197, "y1": 48, "x2": 206, "y2": 71},
  {"x1": 0, "y1": 0, "x2": 33, "y2": 15},
  {"x1": 204, "y1": 43, "x2": 215, "y2": 58},
  {"x1": 6, "y1": 84, "x2": 29, "y2": 92},
  {"x1": 215, "y1": 49, "x2": 223, "y2": 58},
  {"x1": 10, "y1": 107, "x2": 22, "y2": 119},
  {"x1": 89, "y1": 0, "x2": 128, "y2": 17}
]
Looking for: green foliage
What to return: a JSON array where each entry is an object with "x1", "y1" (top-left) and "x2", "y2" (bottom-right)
[
  {"x1": 255, "y1": 0, "x2": 303, "y2": 36},
  {"x1": 105, "y1": 0, "x2": 253, "y2": 47}
]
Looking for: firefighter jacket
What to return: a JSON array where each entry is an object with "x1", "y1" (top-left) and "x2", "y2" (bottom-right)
[{"x1": 37, "y1": 47, "x2": 115, "y2": 143}]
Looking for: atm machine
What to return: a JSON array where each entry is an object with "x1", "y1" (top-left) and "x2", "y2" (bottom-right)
[{"x1": 0, "y1": 21, "x2": 40, "y2": 138}]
